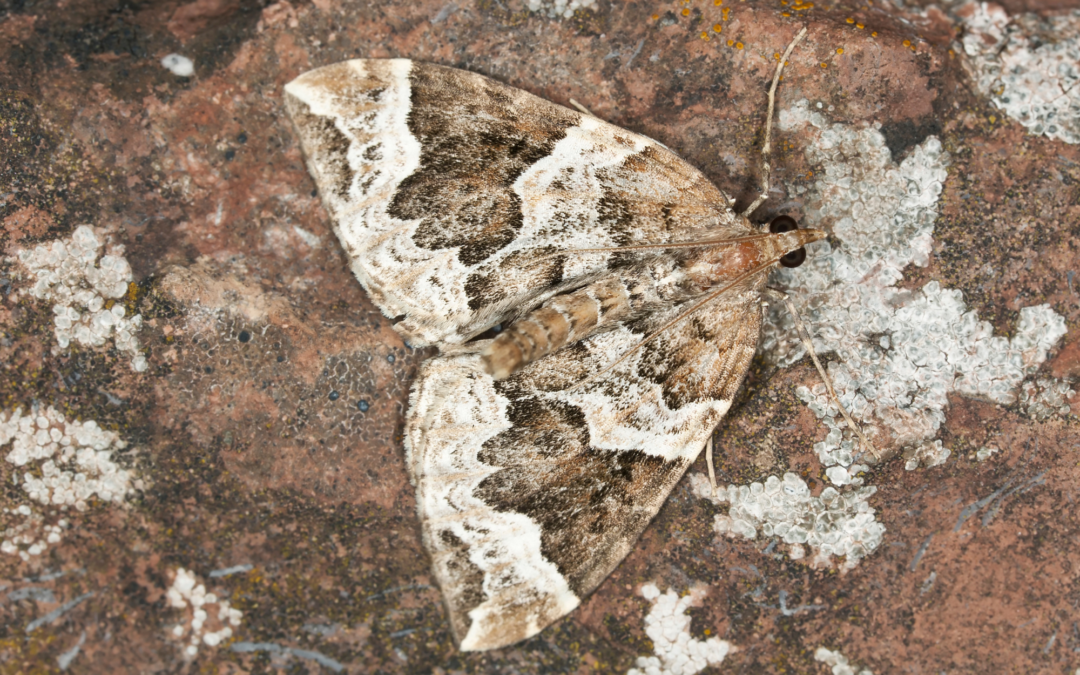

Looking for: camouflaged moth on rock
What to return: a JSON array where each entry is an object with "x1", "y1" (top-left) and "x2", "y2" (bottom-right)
[{"x1": 284, "y1": 28, "x2": 839, "y2": 651}]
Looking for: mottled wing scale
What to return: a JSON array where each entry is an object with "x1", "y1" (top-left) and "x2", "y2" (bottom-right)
[
  {"x1": 283, "y1": 59, "x2": 749, "y2": 348},
  {"x1": 284, "y1": 59, "x2": 767, "y2": 651},
  {"x1": 408, "y1": 283, "x2": 764, "y2": 650}
]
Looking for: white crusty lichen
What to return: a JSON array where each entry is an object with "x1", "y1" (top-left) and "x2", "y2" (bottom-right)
[
  {"x1": 815, "y1": 646, "x2": 874, "y2": 675},
  {"x1": 1, "y1": 406, "x2": 136, "y2": 560},
  {"x1": 525, "y1": 0, "x2": 597, "y2": 19},
  {"x1": 167, "y1": 568, "x2": 243, "y2": 658},
  {"x1": 1018, "y1": 377, "x2": 1075, "y2": 420},
  {"x1": 16, "y1": 225, "x2": 147, "y2": 372},
  {"x1": 767, "y1": 100, "x2": 1067, "y2": 474},
  {"x1": 957, "y1": 2, "x2": 1080, "y2": 145},
  {"x1": 627, "y1": 583, "x2": 731, "y2": 675},
  {"x1": 689, "y1": 473, "x2": 884, "y2": 571}
]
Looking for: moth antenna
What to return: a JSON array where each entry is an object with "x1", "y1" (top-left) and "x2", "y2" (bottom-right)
[
  {"x1": 569, "y1": 98, "x2": 595, "y2": 116},
  {"x1": 741, "y1": 26, "x2": 808, "y2": 219},
  {"x1": 568, "y1": 254, "x2": 792, "y2": 393},
  {"x1": 535, "y1": 232, "x2": 777, "y2": 261},
  {"x1": 764, "y1": 287, "x2": 881, "y2": 462}
]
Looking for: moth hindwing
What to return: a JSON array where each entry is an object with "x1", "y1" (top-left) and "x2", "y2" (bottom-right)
[{"x1": 284, "y1": 42, "x2": 816, "y2": 651}]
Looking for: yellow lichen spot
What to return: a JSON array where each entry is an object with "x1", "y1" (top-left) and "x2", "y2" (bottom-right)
[
  {"x1": 714, "y1": 23, "x2": 723, "y2": 31},
  {"x1": 736, "y1": 41, "x2": 744, "y2": 49},
  {"x1": 682, "y1": 7, "x2": 690, "y2": 15},
  {"x1": 806, "y1": 170, "x2": 814, "y2": 177},
  {"x1": 820, "y1": 62, "x2": 827, "y2": 68},
  {"x1": 846, "y1": 16, "x2": 854, "y2": 23},
  {"x1": 782, "y1": 10, "x2": 791, "y2": 15},
  {"x1": 948, "y1": 48, "x2": 955, "y2": 56},
  {"x1": 836, "y1": 47, "x2": 844, "y2": 54},
  {"x1": 903, "y1": 39, "x2": 911, "y2": 46},
  {"x1": 715, "y1": 0, "x2": 723, "y2": 5},
  {"x1": 651, "y1": 13, "x2": 660, "y2": 19},
  {"x1": 701, "y1": 31, "x2": 709, "y2": 39},
  {"x1": 871, "y1": 31, "x2": 878, "y2": 37},
  {"x1": 727, "y1": 39, "x2": 734, "y2": 46},
  {"x1": 774, "y1": 51, "x2": 782, "y2": 60},
  {"x1": 989, "y1": 115, "x2": 996, "y2": 123},
  {"x1": 856, "y1": 23, "x2": 864, "y2": 28}
]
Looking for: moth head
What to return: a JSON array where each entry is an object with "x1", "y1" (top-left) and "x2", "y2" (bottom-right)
[{"x1": 768, "y1": 215, "x2": 809, "y2": 268}]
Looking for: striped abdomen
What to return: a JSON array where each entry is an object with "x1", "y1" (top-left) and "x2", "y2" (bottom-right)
[{"x1": 481, "y1": 276, "x2": 640, "y2": 380}]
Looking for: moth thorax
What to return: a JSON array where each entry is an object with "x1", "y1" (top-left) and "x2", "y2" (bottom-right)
[{"x1": 684, "y1": 229, "x2": 826, "y2": 287}]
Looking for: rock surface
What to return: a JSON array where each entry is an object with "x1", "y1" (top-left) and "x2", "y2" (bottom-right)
[{"x1": 1, "y1": 0, "x2": 1078, "y2": 672}]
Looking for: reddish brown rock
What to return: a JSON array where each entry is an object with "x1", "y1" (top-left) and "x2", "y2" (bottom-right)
[{"x1": 0, "y1": 0, "x2": 1076, "y2": 673}]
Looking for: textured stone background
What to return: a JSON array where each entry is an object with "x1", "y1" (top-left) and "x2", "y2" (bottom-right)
[{"x1": 1, "y1": 0, "x2": 1078, "y2": 672}]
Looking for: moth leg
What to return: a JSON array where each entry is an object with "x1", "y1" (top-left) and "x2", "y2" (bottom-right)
[
  {"x1": 705, "y1": 435, "x2": 718, "y2": 495},
  {"x1": 568, "y1": 98, "x2": 595, "y2": 116},
  {"x1": 764, "y1": 287, "x2": 881, "y2": 462},
  {"x1": 741, "y1": 27, "x2": 808, "y2": 219}
]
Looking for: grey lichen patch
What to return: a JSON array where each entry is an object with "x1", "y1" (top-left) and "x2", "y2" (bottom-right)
[
  {"x1": 15, "y1": 226, "x2": 147, "y2": 372},
  {"x1": 766, "y1": 100, "x2": 1067, "y2": 472},
  {"x1": 958, "y1": 3, "x2": 1080, "y2": 145}
]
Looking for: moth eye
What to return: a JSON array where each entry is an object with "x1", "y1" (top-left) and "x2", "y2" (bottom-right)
[
  {"x1": 769, "y1": 215, "x2": 806, "y2": 268},
  {"x1": 780, "y1": 248, "x2": 807, "y2": 268},
  {"x1": 769, "y1": 215, "x2": 798, "y2": 233}
]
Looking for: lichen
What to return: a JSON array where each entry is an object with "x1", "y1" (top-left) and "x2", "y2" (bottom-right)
[
  {"x1": 765, "y1": 100, "x2": 1067, "y2": 474},
  {"x1": 627, "y1": 584, "x2": 730, "y2": 675},
  {"x1": 689, "y1": 472, "x2": 884, "y2": 570},
  {"x1": 166, "y1": 567, "x2": 244, "y2": 658},
  {"x1": 958, "y1": 2, "x2": 1080, "y2": 145},
  {"x1": 16, "y1": 225, "x2": 147, "y2": 372},
  {"x1": 1, "y1": 405, "x2": 138, "y2": 560}
]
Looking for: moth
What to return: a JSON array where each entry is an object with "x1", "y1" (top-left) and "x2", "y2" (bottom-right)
[{"x1": 284, "y1": 28, "x2": 831, "y2": 651}]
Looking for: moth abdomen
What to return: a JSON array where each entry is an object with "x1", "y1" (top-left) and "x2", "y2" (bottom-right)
[{"x1": 482, "y1": 274, "x2": 652, "y2": 379}]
